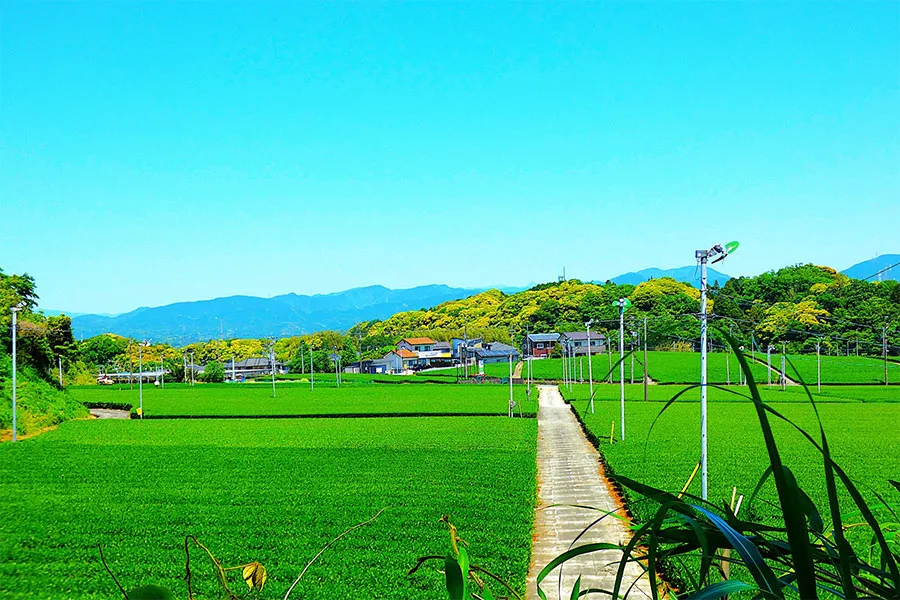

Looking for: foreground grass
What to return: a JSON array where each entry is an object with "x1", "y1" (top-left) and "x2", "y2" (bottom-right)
[
  {"x1": 0, "y1": 416, "x2": 537, "y2": 599},
  {"x1": 69, "y1": 382, "x2": 537, "y2": 417}
]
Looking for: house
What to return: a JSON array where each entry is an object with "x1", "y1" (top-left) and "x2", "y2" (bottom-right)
[
  {"x1": 558, "y1": 331, "x2": 607, "y2": 356},
  {"x1": 226, "y1": 357, "x2": 285, "y2": 380},
  {"x1": 397, "y1": 337, "x2": 436, "y2": 353},
  {"x1": 526, "y1": 333, "x2": 560, "y2": 358},
  {"x1": 380, "y1": 349, "x2": 419, "y2": 373},
  {"x1": 450, "y1": 337, "x2": 483, "y2": 360},
  {"x1": 474, "y1": 341, "x2": 521, "y2": 365}
]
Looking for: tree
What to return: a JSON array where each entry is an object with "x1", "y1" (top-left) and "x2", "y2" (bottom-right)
[{"x1": 200, "y1": 361, "x2": 224, "y2": 383}]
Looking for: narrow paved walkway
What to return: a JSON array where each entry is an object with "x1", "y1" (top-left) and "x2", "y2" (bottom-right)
[{"x1": 526, "y1": 385, "x2": 652, "y2": 600}]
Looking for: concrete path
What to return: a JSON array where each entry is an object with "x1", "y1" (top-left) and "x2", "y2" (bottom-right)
[
  {"x1": 526, "y1": 385, "x2": 652, "y2": 600},
  {"x1": 89, "y1": 408, "x2": 131, "y2": 419}
]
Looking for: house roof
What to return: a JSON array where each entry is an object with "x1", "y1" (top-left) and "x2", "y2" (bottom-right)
[
  {"x1": 475, "y1": 347, "x2": 520, "y2": 359},
  {"x1": 527, "y1": 333, "x2": 560, "y2": 343},
  {"x1": 396, "y1": 348, "x2": 418, "y2": 359},
  {"x1": 402, "y1": 337, "x2": 436, "y2": 345},
  {"x1": 485, "y1": 341, "x2": 517, "y2": 353},
  {"x1": 433, "y1": 341, "x2": 452, "y2": 350},
  {"x1": 559, "y1": 331, "x2": 607, "y2": 341},
  {"x1": 231, "y1": 358, "x2": 283, "y2": 368}
]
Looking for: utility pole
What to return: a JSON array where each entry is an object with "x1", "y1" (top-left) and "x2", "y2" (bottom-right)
[
  {"x1": 781, "y1": 342, "x2": 787, "y2": 391},
  {"x1": 694, "y1": 240, "x2": 738, "y2": 501},
  {"x1": 816, "y1": 341, "x2": 821, "y2": 393},
  {"x1": 58, "y1": 356, "x2": 63, "y2": 387},
  {"x1": 190, "y1": 352, "x2": 195, "y2": 386},
  {"x1": 310, "y1": 345, "x2": 315, "y2": 391},
  {"x1": 630, "y1": 328, "x2": 635, "y2": 384},
  {"x1": 11, "y1": 306, "x2": 19, "y2": 442},
  {"x1": 607, "y1": 334, "x2": 613, "y2": 384},
  {"x1": 231, "y1": 356, "x2": 236, "y2": 382},
  {"x1": 334, "y1": 347, "x2": 340, "y2": 388},
  {"x1": 726, "y1": 324, "x2": 732, "y2": 386},
  {"x1": 767, "y1": 345, "x2": 773, "y2": 387},
  {"x1": 138, "y1": 342, "x2": 145, "y2": 419},
  {"x1": 562, "y1": 340, "x2": 568, "y2": 389},
  {"x1": 884, "y1": 326, "x2": 889, "y2": 386},
  {"x1": 643, "y1": 317, "x2": 648, "y2": 402},
  {"x1": 508, "y1": 351, "x2": 514, "y2": 418},
  {"x1": 586, "y1": 319, "x2": 594, "y2": 414},
  {"x1": 271, "y1": 344, "x2": 277, "y2": 398}
]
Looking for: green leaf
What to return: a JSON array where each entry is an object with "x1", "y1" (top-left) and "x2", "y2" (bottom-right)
[
  {"x1": 569, "y1": 575, "x2": 581, "y2": 600},
  {"x1": 457, "y1": 546, "x2": 469, "y2": 599},
  {"x1": 445, "y1": 554, "x2": 464, "y2": 600},
  {"x1": 126, "y1": 585, "x2": 176, "y2": 600},
  {"x1": 687, "y1": 579, "x2": 754, "y2": 600},
  {"x1": 693, "y1": 506, "x2": 783, "y2": 598}
]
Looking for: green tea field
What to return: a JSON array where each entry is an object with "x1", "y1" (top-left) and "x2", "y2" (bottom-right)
[
  {"x1": 560, "y1": 384, "x2": 900, "y2": 548},
  {"x1": 0, "y1": 415, "x2": 538, "y2": 599},
  {"x1": 416, "y1": 362, "x2": 515, "y2": 379},
  {"x1": 528, "y1": 351, "x2": 900, "y2": 385},
  {"x1": 69, "y1": 382, "x2": 537, "y2": 417}
]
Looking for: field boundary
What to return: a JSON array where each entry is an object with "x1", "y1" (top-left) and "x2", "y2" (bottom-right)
[{"x1": 140, "y1": 411, "x2": 537, "y2": 420}]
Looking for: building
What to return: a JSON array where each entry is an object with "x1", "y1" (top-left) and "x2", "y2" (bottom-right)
[
  {"x1": 379, "y1": 349, "x2": 419, "y2": 373},
  {"x1": 397, "y1": 337, "x2": 436, "y2": 353},
  {"x1": 474, "y1": 341, "x2": 521, "y2": 365},
  {"x1": 226, "y1": 357, "x2": 286, "y2": 380},
  {"x1": 526, "y1": 333, "x2": 560, "y2": 358},
  {"x1": 558, "y1": 331, "x2": 607, "y2": 356},
  {"x1": 450, "y1": 337, "x2": 483, "y2": 360}
]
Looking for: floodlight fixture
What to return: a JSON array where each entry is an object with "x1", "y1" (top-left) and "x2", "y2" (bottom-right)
[{"x1": 695, "y1": 240, "x2": 739, "y2": 501}]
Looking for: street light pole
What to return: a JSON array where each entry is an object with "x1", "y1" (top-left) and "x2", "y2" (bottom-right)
[
  {"x1": 138, "y1": 342, "x2": 144, "y2": 419},
  {"x1": 586, "y1": 319, "x2": 594, "y2": 414},
  {"x1": 693, "y1": 241, "x2": 738, "y2": 502},
  {"x1": 611, "y1": 298, "x2": 631, "y2": 441},
  {"x1": 11, "y1": 306, "x2": 19, "y2": 442}
]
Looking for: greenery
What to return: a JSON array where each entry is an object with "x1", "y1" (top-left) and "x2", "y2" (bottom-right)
[
  {"x1": 199, "y1": 360, "x2": 225, "y2": 383},
  {"x1": 418, "y1": 362, "x2": 519, "y2": 380},
  {"x1": 551, "y1": 351, "x2": 899, "y2": 598},
  {"x1": 0, "y1": 355, "x2": 88, "y2": 437},
  {"x1": 0, "y1": 416, "x2": 537, "y2": 599},
  {"x1": 68, "y1": 383, "x2": 537, "y2": 417}
]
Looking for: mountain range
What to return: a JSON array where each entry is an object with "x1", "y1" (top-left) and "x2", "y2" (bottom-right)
[
  {"x1": 57, "y1": 256, "x2": 895, "y2": 344},
  {"x1": 608, "y1": 265, "x2": 732, "y2": 287},
  {"x1": 839, "y1": 254, "x2": 900, "y2": 282},
  {"x1": 68, "y1": 285, "x2": 484, "y2": 345}
]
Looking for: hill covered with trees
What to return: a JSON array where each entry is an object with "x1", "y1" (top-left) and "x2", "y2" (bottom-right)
[{"x1": 3, "y1": 262, "x2": 899, "y2": 398}]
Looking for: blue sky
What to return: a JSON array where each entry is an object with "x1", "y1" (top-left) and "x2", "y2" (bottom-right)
[{"x1": 2, "y1": 2, "x2": 898, "y2": 314}]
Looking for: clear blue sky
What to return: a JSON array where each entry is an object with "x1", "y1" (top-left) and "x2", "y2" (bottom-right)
[{"x1": 2, "y1": 2, "x2": 898, "y2": 315}]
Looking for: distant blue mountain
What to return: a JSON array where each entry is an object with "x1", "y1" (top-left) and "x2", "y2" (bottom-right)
[
  {"x1": 69, "y1": 284, "x2": 483, "y2": 344},
  {"x1": 840, "y1": 254, "x2": 900, "y2": 282},
  {"x1": 608, "y1": 266, "x2": 732, "y2": 288}
]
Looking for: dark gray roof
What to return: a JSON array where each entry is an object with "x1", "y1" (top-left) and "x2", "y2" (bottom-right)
[
  {"x1": 559, "y1": 331, "x2": 607, "y2": 341},
  {"x1": 527, "y1": 333, "x2": 560, "y2": 343},
  {"x1": 231, "y1": 358, "x2": 283, "y2": 368},
  {"x1": 433, "y1": 341, "x2": 452, "y2": 350},
  {"x1": 475, "y1": 347, "x2": 520, "y2": 359},
  {"x1": 485, "y1": 341, "x2": 517, "y2": 353}
]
